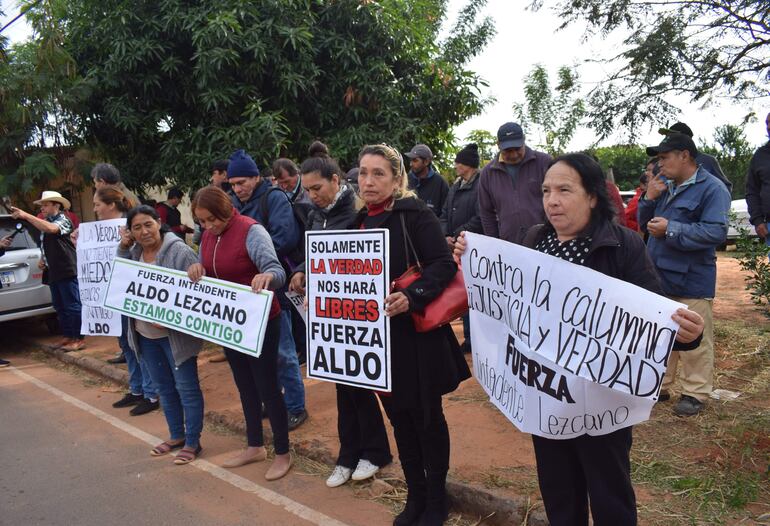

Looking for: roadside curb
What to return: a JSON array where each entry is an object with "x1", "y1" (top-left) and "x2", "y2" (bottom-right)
[{"x1": 36, "y1": 343, "x2": 548, "y2": 525}]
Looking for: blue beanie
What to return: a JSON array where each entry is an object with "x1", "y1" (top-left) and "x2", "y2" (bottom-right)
[{"x1": 227, "y1": 149, "x2": 260, "y2": 178}]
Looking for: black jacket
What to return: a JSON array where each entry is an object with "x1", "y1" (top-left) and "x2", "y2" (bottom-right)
[
  {"x1": 524, "y1": 220, "x2": 701, "y2": 351},
  {"x1": 746, "y1": 143, "x2": 770, "y2": 226},
  {"x1": 439, "y1": 172, "x2": 482, "y2": 238},
  {"x1": 306, "y1": 185, "x2": 357, "y2": 232},
  {"x1": 354, "y1": 197, "x2": 471, "y2": 409},
  {"x1": 408, "y1": 167, "x2": 450, "y2": 218}
]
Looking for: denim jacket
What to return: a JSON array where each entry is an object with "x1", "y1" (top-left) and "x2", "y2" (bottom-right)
[{"x1": 638, "y1": 166, "x2": 731, "y2": 298}]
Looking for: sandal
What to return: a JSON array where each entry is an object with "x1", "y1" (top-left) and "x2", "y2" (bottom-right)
[
  {"x1": 150, "y1": 440, "x2": 184, "y2": 457},
  {"x1": 174, "y1": 444, "x2": 202, "y2": 465}
]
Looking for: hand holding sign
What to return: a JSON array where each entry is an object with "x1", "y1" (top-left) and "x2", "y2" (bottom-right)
[
  {"x1": 384, "y1": 291, "x2": 410, "y2": 317},
  {"x1": 289, "y1": 272, "x2": 306, "y2": 295},
  {"x1": 251, "y1": 273, "x2": 273, "y2": 293},
  {"x1": 672, "y1": 307, "x2": 704, "y2": 344},
  {"x1": 187, "y1": 263, "x2": 206, "y2": 282}
]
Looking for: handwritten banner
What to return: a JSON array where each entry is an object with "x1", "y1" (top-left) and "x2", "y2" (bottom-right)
[
  {"x1": 461, "y1": 232, "x2": 684, "y2": 439},
  {"x1": 305, "y1": 229, "x2": 391, "y2": 391},
  {"x1": 77, "y1": 219, "x2": 125, "y2": 336},
  {"x1": 104, "y1": 257, "x2": 272, "y2": 357}
]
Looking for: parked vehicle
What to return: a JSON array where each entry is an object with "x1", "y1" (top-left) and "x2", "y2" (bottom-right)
[
  {"x1": 0, "y1": 215, "x2": 57, "y2": 331},
  {"x1": 727, "y1": 199, "x2": 758, "y2": 241}
]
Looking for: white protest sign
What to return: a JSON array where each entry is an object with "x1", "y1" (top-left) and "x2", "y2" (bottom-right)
[
  {"x1": 104, "y1": 257, "x2": 273, "y2": 357},
  {"x1": 461, "y1": 232, "x2": 685, "y2": 439},
  {"x1": 77, "y1": 219, "x2": 125, "y2": 336},
  {"x1": 285, "y1": 290, "x2": 306, "y2": 325},
  {"x1": 306, "y1": 229, "x2": 391, "y2": 391}
]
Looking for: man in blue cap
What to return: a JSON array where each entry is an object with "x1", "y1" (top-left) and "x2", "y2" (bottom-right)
[
  {"x1": 477, "y1": 122, "x2": 552, "y2": 245},
  {"x1": 228, "y1": 149, "x2": 308, "y2": 430},
  {"x1": 639, "y1": 132, "x2": 730, "y2": 417}
]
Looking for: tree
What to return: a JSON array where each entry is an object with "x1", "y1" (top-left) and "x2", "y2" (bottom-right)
[
  {"x1": 589, "y1": 144, "x2": 648, "y2": 190},
  {"x1": 0, "y1": 1, "x2": 91, "y2": 201},
  {"x1": 53, "y1": 0, "x2": 494, "y2": 190},
  {"x1": 464, "y1": 129, "x2": 496, "y2": 163},
  {"x1": 531, "y1": 0, "x2": 770, "y2": 140},
  {"x1": 512, "y1": 64, "x2": 585, "y2": 155},
  {"x1": 701, "y1": 122, "x2": 754, "y2": 199}
]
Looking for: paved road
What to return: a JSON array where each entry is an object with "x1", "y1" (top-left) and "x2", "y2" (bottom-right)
[{"x1": 0, "y1": 354, "x2": 393, "y2": 526}]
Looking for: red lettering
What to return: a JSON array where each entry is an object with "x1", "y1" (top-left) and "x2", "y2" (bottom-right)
[
  {"x1": 326, "y1": 259, "x2": 382, "y2": 275},
  {"x1": 315, "y1": 297, "x2": 381, "y2": 321}
]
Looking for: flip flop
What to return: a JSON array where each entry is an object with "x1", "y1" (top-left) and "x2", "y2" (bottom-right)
[
  {"x1": 150, "y1": 440, "x2": 185, "y2": 457},
  {"x1": 174, "y1": 444, "x2": 202, "y2": 465}
]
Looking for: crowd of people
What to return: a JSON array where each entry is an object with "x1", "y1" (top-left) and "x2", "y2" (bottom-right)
[{"x1": 2, "y1": 111, "x2": 769, "y2": 526}]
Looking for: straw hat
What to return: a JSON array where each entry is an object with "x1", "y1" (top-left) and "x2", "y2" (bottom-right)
[{"x1": 33, "y1": 191, "x2": 71, "y2": 210}]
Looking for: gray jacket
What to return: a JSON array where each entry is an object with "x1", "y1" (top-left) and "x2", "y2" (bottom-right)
[{"x1": 118, "y1": 232, "x2": 202, "y2": 366}]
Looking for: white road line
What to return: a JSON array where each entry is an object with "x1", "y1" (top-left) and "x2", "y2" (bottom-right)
[{"x1": 10, "y1": 366, "x2": 350, "y2": 526}]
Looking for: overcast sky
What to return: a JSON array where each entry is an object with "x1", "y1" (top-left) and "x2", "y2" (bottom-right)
[{"x1": 2, "y1": 0, "x2": 767, "y2": 151}]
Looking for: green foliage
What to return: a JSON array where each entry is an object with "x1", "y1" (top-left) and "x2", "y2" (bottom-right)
[
  {"x1": 512, "y1": 64, "x2": 585, "y2": 155},
  {"x1": 735, "y1": 226, "x2": 770, "y2": 319},
  {"x1": 0, "y1": 0, "x2": 90, "y2": 199},
  {"x1": 588, "y1": 144, "x2": 647, "y2": 190},
  {"x1": 56, "y1": 0, "x2": 494, "y2": 191},
  {"x1": 701, "y1": 123, "x2": 753, "y2": 199},
  {"x1": 531, "y1": 0, "x2": 769, "y2": 140},
  {"x1": 464, "y1": 129, "x2": 496, "y2": 163}
]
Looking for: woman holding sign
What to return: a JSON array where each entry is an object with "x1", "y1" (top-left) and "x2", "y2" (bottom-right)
[
  {"x1": 289, "y1": 153, "x2": 393, "y2": 488},
  {"x1": 352, "y1": 144, "x2": 470, "y2": 526},
  {"x1": 119, "y1": 205, "x2": 204, "y2": 465},
  {"x1": 187, "y1": 186, "x2": 291, "y2": 481},
  {"x1": 456, "y1": 153, "x2": 704, "y2": 526}
]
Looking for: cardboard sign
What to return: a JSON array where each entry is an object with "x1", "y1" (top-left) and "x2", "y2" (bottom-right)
[
  {"x1": 77, "y1": 219, "x2": 125, "y2": 336},
  {"x1": 461, "y1": 232, "x2": 685, "y2": 439},
  {"x1": 305, "y1": 229, "x2": 391, "y2": 391},
  {"x1": 104, "y1": 257, "x2": 273, "y2": 357}
]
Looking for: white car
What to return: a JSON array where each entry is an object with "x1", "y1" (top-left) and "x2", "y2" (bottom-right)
[
  {"x1": 0, "y1": 215, "x2": 57, "y2": 329},
  {"x1": 727, "y1": 199, "x2": 757, "y2": 240}
]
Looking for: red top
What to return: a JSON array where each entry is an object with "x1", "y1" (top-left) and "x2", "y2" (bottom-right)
[
  {"x1": 605, "y1": 181, "x2": 627, "y2": 227},
  {"x1": 199, "y1": 210, "x2": 281, "y2": 320},
  {"x1": 624, "y1": 187, "x2": 644, "y2": 232}
]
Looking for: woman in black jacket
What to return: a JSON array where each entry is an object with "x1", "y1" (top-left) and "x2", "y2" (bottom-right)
[
  {"x1": 289, "y1": 153, "x2": 393, "y2": 488},
  {"x1": 354, "y1": 144, "x2": 470, "y2": 526},
  {"x1": 457, "y1": 153, "x2": 704, "y2": 526}
]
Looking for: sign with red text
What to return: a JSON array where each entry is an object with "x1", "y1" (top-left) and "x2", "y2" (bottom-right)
[
  {"x1": 461, "y1": 232, "x2": 685, "y2": 439},
  {"x1": 305, "y1": 229, "x2": 391, "y2": 391}
]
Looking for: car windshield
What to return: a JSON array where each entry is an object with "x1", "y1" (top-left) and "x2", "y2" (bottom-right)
[{"x1": 0, "y1": 217, "x2": 38, "y2": 251}]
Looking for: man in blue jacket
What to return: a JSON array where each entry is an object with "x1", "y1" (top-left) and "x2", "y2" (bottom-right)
[
  {"x1": 639, "y1": 133, "x2": 730, "y2": 417},
  {"x1": 228, "y1": 149, "x2": 308, "y2": 430}
]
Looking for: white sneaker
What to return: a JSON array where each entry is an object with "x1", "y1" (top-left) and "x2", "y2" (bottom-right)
[
  {"x1": 326, "y1": 465, "x2": 352, "y2": 488},
  {"x1": 351, "y1": 459, "x2": 379, "y2": 481}
]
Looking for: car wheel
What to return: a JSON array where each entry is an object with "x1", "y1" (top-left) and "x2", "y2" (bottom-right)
[{"x1": 45, "y1": 315, "x2": 60, "y2": 335}]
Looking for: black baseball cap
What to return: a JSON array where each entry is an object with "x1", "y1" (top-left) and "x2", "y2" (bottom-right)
[
  {"x1": 658, "y1": 122, "x2": 694, "y2": 137},
  {"x1": 497, "y1": 122, "x2": 525, "y2": 150},
  {"x1": 646, "y1": 132, "x2": 698, "y2": 158}
]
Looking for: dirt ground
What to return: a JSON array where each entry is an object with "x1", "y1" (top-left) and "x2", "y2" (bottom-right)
[{"x1": 12, "y1": 253, "x2": 770, "y2": 525}]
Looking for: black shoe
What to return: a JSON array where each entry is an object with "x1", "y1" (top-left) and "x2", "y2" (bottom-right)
[
  {"x1": 657, "y1": 389, "x2": 671, "y2": 402},
  {"x1": 287, "y1": 409, "x2": 308, "y2": 431},
  {"x1": 0, "y1": 358, "x2": 10, "y2": 368},
  {"x1": 395, "y1": 465, "x2": 427, "y2": 526},
  {"x1": 113, "y1": 392, "x2": 143, "y2": 408},
  {"x1": 418, "y1": 471, "x2": 448, "y2": 525},
  {"x1": 107, "y1": 353, "x2": 127, "y2": 364},
  {"x1": 673, "y1": 395, "x2": 704, "y2": 417},
  {"x1": 130, "y1": 398, "x2": 159, "y2": 416}
]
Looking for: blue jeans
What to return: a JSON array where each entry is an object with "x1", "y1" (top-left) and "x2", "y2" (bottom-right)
[
  {"x1": 120, "y1": 317, "x2": 156, "y2": 400},
  {"x1": 139, "y1": 335, "x2": 203, "y2": 447},
  {"x1": 49, "y1": 277, "x2": 82, "y2": 339},
  {"x1": 277, "y1": 310, "x2": 305, "y2": 415}
]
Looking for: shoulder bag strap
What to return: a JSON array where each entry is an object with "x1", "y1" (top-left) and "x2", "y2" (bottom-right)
[{"x1": 399, "y1": 212, "x2": 422, "y2": 271}]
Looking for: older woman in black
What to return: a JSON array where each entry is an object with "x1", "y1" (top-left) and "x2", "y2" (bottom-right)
[
  {"x1": 458, "y1": 153, "x2": 704, "y2": 526},
  {"x1": 353, "y1": 144, "x2": 469, "y2": 526},
  {"x1": 290, "y1": 152, "x2": 392, "y2": 488}
]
